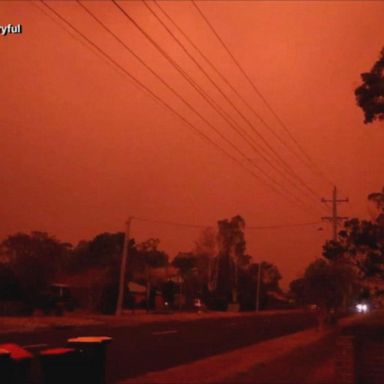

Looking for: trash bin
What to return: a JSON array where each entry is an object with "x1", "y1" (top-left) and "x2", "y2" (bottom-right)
[
  {"x1": 0, "y1": 349, "x2": 12, "y2": 383},
  {"x1": 0, "y1": 343, "x2": 33, "y2": 384},
  {"x1": 67, "y1": 336, "x2": 112, "y2": 384},
  {"x1": 39, "y1": 347, "x2": 77, "y2": 384}
]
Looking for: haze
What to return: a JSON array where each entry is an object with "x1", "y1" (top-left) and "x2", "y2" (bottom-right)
[{"x1": 1, "y1": 0, "x2": 384, "y2": 287}]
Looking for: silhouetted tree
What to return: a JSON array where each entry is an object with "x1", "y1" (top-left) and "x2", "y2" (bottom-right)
[
  {"x1": 171, "y1": 229, "x2": 217, "y2": 308},
  {"x1": 162, "y1": 279, "x2": 177, "y2": 308},
  {"x1": 368, "y1": 189, "x2": 384, "y2": 224},
  {"x1": 323, "y1": 218, "x2": 384, "y2": 279},
  {"x1": 0, "y1": 263, "x2": 22, "y2": 301},
  {"x1": 194, "y1": 227, "x2": 216, "y2": 292},
  {"x1": 135, "y1": 238, "x2": 168, "y2": 271},
  {"x1": 214, "y1": 215, "x2": 246, "y2": 304},
  {"x1": 68, "y1": 233, "x2": 125, "y2": 273},
  {"x1": 173, "y1": 252, "x2": 205, "y2": 308},
  {"x1": 355, "y1": 47, "x2": 384, "y2": 123},
  {"x1": 238, "y1": 261, "x2": 283, "y2": 311},
  {"x1": 98, "y1": 266, "x2": 120, "y2": 314},
  {"x1": 237, "y1": 263, "x2": 257, "y2": 311},
  {"x1": 194, "y1": 227, "x2": 217, "y2": 257},
  {"x1": 68, "y1": 234, "x2": 168, "y2": 312},
  {"x1": 291, "y1": 261, "x2": 357, "y2": 311},
  {"x1": 289, "y1": 277, "x2": 306, "y2": 306},
  {"x1": 172, "y1": 252, "x2": 196, "y2": 275},
  {"x1": 69, "y1": 235, "x2": 168, "y2": 276},
  {"x1": 0, "y1": 232, "x2": 71, "y2": 303},
  {"x1": 260, "y1": 261, "x2": 282, "y2": 291},
  {"x1": 296, "y1": 259, "x2": 356, "y2": 328},
  {"x1": 136, "y1": 238, "x2": 168, "y2": 310}
]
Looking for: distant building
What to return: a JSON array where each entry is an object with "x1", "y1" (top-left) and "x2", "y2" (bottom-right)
[{"x1": 59, "y1": 266, "x2": 178, "y2": 312}]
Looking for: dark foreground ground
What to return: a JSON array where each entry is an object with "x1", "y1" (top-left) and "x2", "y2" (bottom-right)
[
  {"x1": 0, "y1": 310, "x2": 317, "y2": 383},
  {"x1": 224, "y1": 333, "x2": 337, "y2": 384}
]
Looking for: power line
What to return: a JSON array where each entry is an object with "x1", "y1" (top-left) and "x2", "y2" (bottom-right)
[
  {"x1": 112, "y1": 0, "x2": 287, "y2": 188},
  {"x1": 30, "y1": 1, "x2": 135, "y2": 86},
  {"x1": 32, "y1": 0, "x2": 325, "y2": 217},
  {"x1": 143, "y1": 0, "x2": 325, "y2": 205},
  {"x1": 112, "y1": 0, "x2": 324, "y2": 213},
  {"x1": 191, "y1": 0, "x2": 334, "y2": 188},
  {"x1": 321, "y1": 186, "x2": 349, "y2": 241},
  {"x1": 247, "y1": 221, "x2": 322, "y2": 230},
  {"x1": 133, "y1": 216, "x2": 322, "y2": 230},
  {"x1": 134, "y1": 216, "x2": 207, "y2": 229},
  {"x1": 76, "y1": 0, "x2": 310, "y2": 209},
  {"x1": 152, "y1": 0, "x2": 307, "y2": 169},
  {"x1": 153, "y1": 2, "x2": 327, "y2": 210},
  {"x1": 39, "y1": 0, "x2": 303, "y2": 207}
]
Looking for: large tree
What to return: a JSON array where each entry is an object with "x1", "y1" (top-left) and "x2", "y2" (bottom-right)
[
  {"x1": 323, "y1": 218, "x2": 384, "y2": 280},
  {"x1": 194, "y1": 227, "x2": 217, "y2": 290},
  {"x1": 172, "y1": 252, "x2": 196, "y2": 276},
  {"x1": 0, "y1": 263, "x2": 22, "y2": 301},
  {"x1": 238, "y1": 261, "x2": 283, "y2": 311},
  {"x1": 134, "y1": 238, "x2": 169, "y2": 308},
  {"x1": 213, "y1": 215, "x2": 247, "y2": 304},
  {"x1": 172, "y1": 251, "x2": 209, "y2": 308},
  {"x1": 368, "y1": 188, "x2": 384, "y2": 224},
  {"x1": 0, "y1": 232, "x2": 71, "y2": 302},
  {"x1": 134, "y1": 238, "x2": 168, "y2": 273},
  {"x1": 355, "y1": 47, "x2": 384, "y2": 123},
  {"x1": 194, "y1": 227, "x2": 217, "y2": 258},
  {"x1": 69, "y1": 235, "x2": 168, "y2": 277},
  {"x1": 68, "y1": 232, "x2": 125, "y2": 273},
  {"x1": 68, "y1": 234, "x2": 168, "y2": 312},
  {"x1": 260, "y1": 261, "x2": 282, "y2": 291},
  {"x1": 290, "y1": 259, "x2": 357, "y2": 328}
]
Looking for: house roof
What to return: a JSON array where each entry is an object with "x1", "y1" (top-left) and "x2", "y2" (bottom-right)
[
  {"x1": 128, "y1": 281, "x2": 146, "y2": 293},
  {"x1": 59, "y1": 268, "x2": 108, "y2": 288}
]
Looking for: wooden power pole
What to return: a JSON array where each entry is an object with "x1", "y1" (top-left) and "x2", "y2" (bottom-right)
[
  {"x1": 256, "y1": 262, "x2": 262, "y2": 311},
  {"x1": 116, "y1": 217, "x2": 133, "y2": 316},
  {"x1": 321, "y1": 186, "x2": 348, "y2": 241}
]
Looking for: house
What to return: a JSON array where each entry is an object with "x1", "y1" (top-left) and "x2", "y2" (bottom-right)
[
  {"x1": 58, "y1": 268, "x2": 108, "y2": 311},
  {"x1": 59, "y1": 266, "x2": 175, "y2": 312},
  {"x1": 127, "y1": 281, "x2": 158, "y2": 309}
]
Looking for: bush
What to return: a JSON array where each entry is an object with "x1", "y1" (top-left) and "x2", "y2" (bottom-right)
[
  {"x1": 0, "y1": 301, "x2": 33, "y2": 316},
  {"x1": 206, "y1": 295, "x2": 228, "y2": 311}
]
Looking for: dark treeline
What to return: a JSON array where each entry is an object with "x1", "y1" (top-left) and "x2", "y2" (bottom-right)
[
  {"x1": 2, "y1": 194, "x2": 384, "y2": 319},
  {"x1": 0, "y1": 215, "x2": 285, "y2": 315}
]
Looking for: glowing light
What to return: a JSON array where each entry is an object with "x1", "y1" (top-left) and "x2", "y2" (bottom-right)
[{"x1": 356, "y1": 303, "x2": 369, "y2": 313}]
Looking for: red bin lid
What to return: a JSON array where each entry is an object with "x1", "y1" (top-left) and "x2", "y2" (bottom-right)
[
  {"x1": 0, "y1": 348, "x2": 11, "y2": 356},
  {"x1": 40, "y1": 348, "x2": 75, "y2": 356},
  {"x1": 0, "y1": 343, "x2": 32, "y2": 361},
  {"x1": 67, "y1": 336, "x2": 112, "y2": 344}
]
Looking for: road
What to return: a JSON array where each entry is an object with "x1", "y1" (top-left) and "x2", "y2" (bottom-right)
[{"x1": 0, "y1": 311, "x2": 317, "y2": 383}]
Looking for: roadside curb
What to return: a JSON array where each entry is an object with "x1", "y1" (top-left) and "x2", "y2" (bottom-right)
[
  {"x1": 0, "y1": 310, "x2": 304, "y2": 335},
  {"x1": 119, "y1": 315, "x2": 359, "y2": 384},
  {"x1": 105, "y1": 309, "x2": 307, "y2": 329}
]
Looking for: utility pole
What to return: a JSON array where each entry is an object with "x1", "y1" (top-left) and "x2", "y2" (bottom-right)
[
  {"x1": 116, "y1": 217, "x2": 133, "y2": 316},
  {"x1": 232, "y1": 250, "x2": 238, "y2": 305},
  {"x1": 321, "y1": 186, "x2": 348, "y2": 241},
  {"x1": 256, "y1": 262, "x2": 262, "y2": 311}
]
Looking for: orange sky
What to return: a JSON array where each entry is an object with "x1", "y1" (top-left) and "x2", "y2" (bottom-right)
[{"x1": 1, "y1": 1, "x2": 384, "y2": 287}]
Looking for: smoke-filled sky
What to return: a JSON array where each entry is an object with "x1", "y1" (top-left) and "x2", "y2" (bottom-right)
[{"x1": 1, "y1": 1, "x2": 384, "y2": 287}]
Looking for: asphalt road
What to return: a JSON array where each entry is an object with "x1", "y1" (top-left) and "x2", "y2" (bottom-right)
[{"x1": 0, "y1": 311, "x2": 317, "y2": 383}]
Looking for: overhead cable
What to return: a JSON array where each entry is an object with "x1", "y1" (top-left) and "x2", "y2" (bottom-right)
[
  {"x1": 191, "y1": 0, "x2": 334, "y2": 188},
  {"x1": 39, "y1": 0, "x2": 309, "y2": 209}
]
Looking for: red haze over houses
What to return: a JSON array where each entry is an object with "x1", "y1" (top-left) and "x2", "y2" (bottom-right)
[{"x1": 1, "y1": 1, "x2": 384, "y2": 287}]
